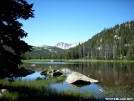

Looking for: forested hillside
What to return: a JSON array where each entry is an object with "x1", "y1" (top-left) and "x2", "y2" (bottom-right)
[
  {"x1": 51, "y1": 20, "x2": 134, "y2": 60},
  {"x1": 22, "y1": 46, "x2": 63, "y2": 59},
  {"x1": 23, "y1": 20, "x2": 134, "y2": 60}
]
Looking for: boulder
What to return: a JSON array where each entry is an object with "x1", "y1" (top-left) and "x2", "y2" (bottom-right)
[
  {"x1": 41, "y1": 67, "x2": 63, "y2": 76},
  {"x1": 36, "y1": 77, "x2": 43, "y2": 80},
  {"x1": 53, "y1": 71, "x2": 63, "y2": 76},
  {"x1": 0, "y1": 89, "x2": 7, "y2": 99},
  {"x1": 0, "y1": 89, "x2": 7, "y2": 93},
  {"x1": 31, "y1": 64, "x2": 36, "y2": 67},
  {"x1": 40, "y1": 67, "x2": 53, "y2": 75},
  {"x1": 66, "y1": 72, "x2": 99, "y2": 84}
]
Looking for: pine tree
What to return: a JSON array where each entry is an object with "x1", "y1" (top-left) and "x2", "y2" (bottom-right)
[{"x1": 0, "y1": 0, "x2": 34, "y2": 78}]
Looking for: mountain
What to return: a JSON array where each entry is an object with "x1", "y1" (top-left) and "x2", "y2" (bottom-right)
[
  {"x1": 35, "y1": 42, "x2": 81, "y2": 50},
  {"x1": 55, "y1": 42, "x2": 82, "y2": 49},
  {"x1": 51, "y1": 20, "x2": 134, "y2": 60},
  {"x1": 24, "y1": 20, "x2": 134, "y2": 60},
  {"x1": 33, "y1": 45, "x2": 63, "y2": 53},
  {"x1": 23, "y1": 42, "x2": 81, "y2": 59},
  {"x1": 23, "y1": 45, "x2": 64, "y2": 59}
]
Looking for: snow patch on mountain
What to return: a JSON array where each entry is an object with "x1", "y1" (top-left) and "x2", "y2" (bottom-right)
[
  {"x1": 35, "y1": 42, "x2": 83, "y2": 50},
  {"x1": 55, "y1": 42, "x2": 82, "y2": 49}
]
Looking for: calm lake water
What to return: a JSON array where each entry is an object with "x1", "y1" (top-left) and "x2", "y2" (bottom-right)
[{"x1": 22, "y1": 62, "x2": 134, "y2": 98}]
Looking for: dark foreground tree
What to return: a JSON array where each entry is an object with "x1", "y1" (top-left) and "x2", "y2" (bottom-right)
[{"x1": 0, "y1": 0, "x2": 34, "y2": 78}]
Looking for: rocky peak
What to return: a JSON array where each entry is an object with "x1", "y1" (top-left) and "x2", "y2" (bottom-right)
[{"x1": 55, "y1": 42, "x2": 80, "y2": 49}]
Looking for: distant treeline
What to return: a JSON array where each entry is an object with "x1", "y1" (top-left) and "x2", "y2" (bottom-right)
[{"x1": 22, "y1": 46, "x2": 63, "y2": 59}]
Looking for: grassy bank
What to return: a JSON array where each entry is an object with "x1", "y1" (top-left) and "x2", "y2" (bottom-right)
[
  {"x1": 0, "y1": 79, "x2": 98, "y2": 101},
  {"x1": 21, "y1": 59, "x2": 51, "y2": 62},
  {"x1": 22, "y1": 59, "x2": 134, "y2": 63},
  {"x1": 103, "y1": 85, "x2": 134, "y2": 98}
]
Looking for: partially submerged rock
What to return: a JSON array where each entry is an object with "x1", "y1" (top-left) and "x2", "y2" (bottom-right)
[
  {"x1": 53, "y1": 71, "x2": 63, "y2": 76},
  {"x1": 66, "y1": 72, "x2": 98, "y2": 84},
  {"x1": 41, "y1": 67, "x2": 63, "y2": 76},
  {"x1": 0, "y1": 89, "x2": 7, "y2": 99},
  {"x1": 36, "y1": 77, "x2": 43, "y2": 80},
  {"x1": 31, "y1": 64, "x2": 36, "y2": 67},
  {"x1": 0, "y1": 89, "x2": 7, "y2": 93},
  {"x1": 40, "y1": 67, "x2": 54, "y2": 75}
]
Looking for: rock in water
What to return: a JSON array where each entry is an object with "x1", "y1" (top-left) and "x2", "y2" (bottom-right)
[
  {"x1": 31, "y1": 64, "x2": 36, "y2": 67},
  {"x1": 41, "y1": 67, "x2": 63, "y2": 76},
  {"x1": 40, "y1": 67, "x2": 53, "y2": 75},
  {"x1": 0, "y1": 89, "x2": 7, "y2": 93},
  {"x1": 66, "y1": 72, "x2": 98, "y2": 84}
]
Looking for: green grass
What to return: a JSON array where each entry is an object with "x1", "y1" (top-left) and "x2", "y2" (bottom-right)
[
  {"x1": 1, "y1": 79, "x2": 133, "y2": 101},
  {"x1": 22, "y1": 59, "x2": 134, "y2": 63},
  {"x1": 65, "y1": 59, "x2": 134, "y2": 62},
  {"x1": 0, "y1": 79, "x2": 97, "y2": 101},
  {"x1": 21, "y1": 59, "x2": 52, "y2": 62},
  {"x1": 103, "y1": 85, "x2": 134, "y2": 98},
  {"x1": 53, "y1": 75, "x2": 67, "y2": 83}
]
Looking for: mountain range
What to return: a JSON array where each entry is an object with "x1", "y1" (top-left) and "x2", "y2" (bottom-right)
[
  {"x1": 38, "y1": 42, "x2": 82, "y2": 49},
  {"x1": 24, "y1": 20, "x2": 134, "y2": 60},
  {"x1": 23, "y1": 42, "x2": 81, "y2": 59}
]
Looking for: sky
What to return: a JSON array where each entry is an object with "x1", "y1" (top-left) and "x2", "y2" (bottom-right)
[{"x1": 20, "y1": 0, "x2": 134, "y2": 46}]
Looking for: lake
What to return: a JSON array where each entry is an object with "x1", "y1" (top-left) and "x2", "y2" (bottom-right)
[{"x1": 21, "y1": 61, "x2": 134, "y2": 98}]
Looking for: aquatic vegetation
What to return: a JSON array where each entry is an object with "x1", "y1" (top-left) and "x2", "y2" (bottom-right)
[
  {"x1": 10, "y1": 61, "x2": 134, "y2": 101},
  {"x1": 0, "y1": 79, "x2": 99, "y2": 101},
  {"x1": 40, "y1": 66, "x2": 53, "y2": 75},
  {"x1": 103, "y1": 85, "x2": 134, "y2": 98},
  {"x1": 53, "y1": 75, "x2": 67, "y2": 83}
]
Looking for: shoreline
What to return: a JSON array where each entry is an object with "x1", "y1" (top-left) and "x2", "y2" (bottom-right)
[{"x1": 21, "y1": 59, "x2": 134, "y2": 63}]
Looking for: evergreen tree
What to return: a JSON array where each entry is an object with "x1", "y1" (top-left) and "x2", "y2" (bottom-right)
[{"x1": 0, "y1": 0, "x2": 34, "y2": 78}]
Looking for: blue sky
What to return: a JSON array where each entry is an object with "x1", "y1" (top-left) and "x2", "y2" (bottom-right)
[{"x1": 21, "y1": 0, "x2": 134, "y2": 46}]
